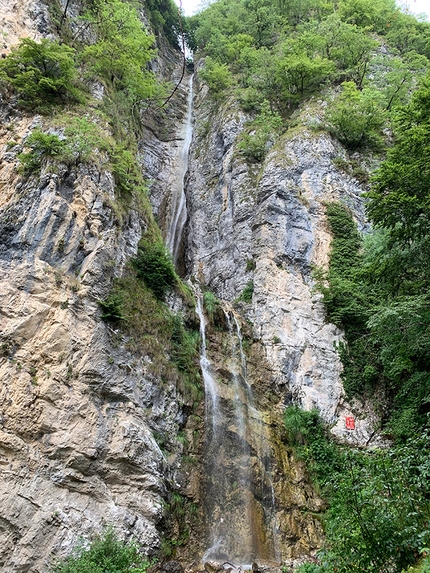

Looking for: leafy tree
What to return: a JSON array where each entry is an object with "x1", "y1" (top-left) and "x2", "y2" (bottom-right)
[
  {"x1": 0, "y1": 38, "x2": 82, "y2": 109},
  {"x1": 145, "y1": 0, "x2": 181, "y2": 47},
  {"x1": 373, "y1": 51, "x2": 429, "y2": 112},
  {"x1": 337, "y1": 0, "x2": 397, "y2": 32},
  {"x1": 385, "y1": 11, "x2": 430, "y2": 58},
  {"x1": 276, "y1": 51, "x2": 335, "y2": 102},
  {"x1": 325, "y1": 81, "x2": 385, "y2": 149},
  {"x1": 63, "y1": 117, "x2": 111, "y2": 164},
  {"x1": 82, "y1": 0, "x2": 156, "y2": 103},
  {"x1": 367, "y1": 74, "x2": 430, "y2": 241},
  {"x1": 321, "y1": 434, "x2": 430, "y2": 573},
  {"x1": 200, "y1": 57, "x2": 233, "y2": 95}
]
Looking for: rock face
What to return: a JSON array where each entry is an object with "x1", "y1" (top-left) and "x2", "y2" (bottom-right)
[
  {"x1": 186, "y1": 79, "x2": 368, "y2": 426},
  {"x1": 0, "y1": 0, "x2": 383, "y2": 569},
  {"x1": 0, "y1": 4, "x2": 194, "y2": 569},
  {"x1": 0, "y1": 135, "x2": 176, "y2": 571}
]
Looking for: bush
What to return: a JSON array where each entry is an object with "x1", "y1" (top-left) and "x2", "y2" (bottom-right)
[
  {"x1": 0, "y1": 38, "x2": 82, "y2": 110},
  {"x1": 50, "y1": 527, "x2": 152, "y2": 573},
  {"x1": 238, "y1": 100, "x2": 282, "y2": 162},
  {"x1": 325, "y1": 82, "x2": 386, "y2": 149},
  {"x1": 98, "y1": 293, "x2": 125, "y2": 322},
  {"x1": 132, "y1": 239, "x2": 177, "y2": 300},
  {"x1": 200, "y1": 57, "x2": 233, "y2": 95},
  {"x1": 18, "y1": 129, "x2": 66, "y2": 174},
  {"x1": 237, "y1": 280, "x2": 254, "y2": 303}
]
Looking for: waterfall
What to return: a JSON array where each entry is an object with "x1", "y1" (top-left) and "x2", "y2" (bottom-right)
[
  {"x1": 196, "y1": 298, "x2": 219, "y2": 435},
  {"x1": 196, "y1": 298, "x2": 279, "y2": 566},
  {"x1": 166, "y1": 74, "x2": 194, "y2": 267}
]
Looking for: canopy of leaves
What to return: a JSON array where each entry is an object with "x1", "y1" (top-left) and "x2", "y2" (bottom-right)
[
  {"x1": 325, "y1": 81, "x2": 386, "y2": 149},
  {"x1": 0, "y1": 38, "x2": 82, "y2": 110},
  {"x1": 82, "y1": 0, "x2": 156, "y2": 103},
  {"x1": 188, "y1": 0, "x2": 430, "y2": 123}
]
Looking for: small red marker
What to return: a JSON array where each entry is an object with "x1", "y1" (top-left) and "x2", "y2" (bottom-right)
[{"x1": 346, "y1": 417, "x2": 355, "y2": 430}]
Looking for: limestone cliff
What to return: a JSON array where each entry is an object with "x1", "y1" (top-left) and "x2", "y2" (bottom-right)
[
  {"x1": 0, "y1": 0, "x2": 382, "y2": 570},
  {"x1": 0, "y1": 2, "x2": 193, "y2": 570},
  {"x1": 185, "y1": 73, "x2": 377, "y2": 444}
]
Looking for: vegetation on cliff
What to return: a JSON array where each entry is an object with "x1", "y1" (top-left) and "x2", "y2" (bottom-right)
[
  {"x1": 285, "y1": 407, "x2": 430, "y2": 573},
  {"x1": 188, "y1": 0, "x2": 430, "y2": 571},
  {"x1": 187, "y1": 0, "x2": 429, "y2": 160}
]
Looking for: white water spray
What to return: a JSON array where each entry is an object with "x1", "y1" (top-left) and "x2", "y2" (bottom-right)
[
  {"x1": 166, "y1": 74, "x2": 194, "y2": 266},
  {"x1": 196, "y1": 297, "x2": 280, "y2": 565}
]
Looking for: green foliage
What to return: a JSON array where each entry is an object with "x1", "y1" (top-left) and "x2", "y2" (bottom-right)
[
  {"x1": 203, "y1": 291, "x2": 219, "y2": 319},
  {"x1": 50, "y1": 527, "x2": 152, "y2": 573},
  {"x1": 284, "y1": 406, "x2": 325, "y2": 446},
  {"x1": 286, "y1": 409, "x2": 430, "y2": 573},
  {"x1": 0, "y1": 38, "x2": 83, "y2": 110},
  {"x1": 367, "y1": 73, "x2": 430, "y2": 242},
  {"x1": 319, "y1": 432, "x2": 430, "y2": 573},
  {"x1": 246, "y1": 257, "x2": 256, "y2": 271},
  {"x1": 110, "y1": 145, "x2": 148, "y2": 198},
  {"x1": 238, "y1": 99, "x2": 282, "y2": 161},
  {"x1": 189, "y1": 0, "x2": 430, "y2": 118},
  {"x1": 18, "y1": 129, "x2": 66, "y2": 174},
  {"x1": 145, "y1": 0, "x2": 181, "y2": 47},
  {"x1": 62, "y1": 117, "x2": 111, "y2": 164},
  {"x1": 81, "y1": 0, "x2": 156, "y2": 105},
  {"x1": 132, "y1": 238, "x2": 177, "y2": 300},
  {"x1": 170, "y1": 315, "x2": 198, "y2": 373},
  {"x1": 276, "y1": 47, "x2": 335, "y2": 103},
  {"x1": 237, "y1": 280, "x2": 254, "y2": 303},
  {"x1": 317, "y1": 195, "x2": 430, "y2": 438},
  {"x1": 98, "y1": 293, "x2": 125, "y2": 322},
  {"x1": 325, "y1": 82, "x2": 385, "y2": 149},
  {"x1": 200, "y1": 57, "x2": 233, "y2": 95},
  {"x1": 18, "y1": 120, "x2": 112, "y2": 173}
]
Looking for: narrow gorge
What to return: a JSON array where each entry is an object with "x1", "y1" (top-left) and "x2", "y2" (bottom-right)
[{"x1": 1, "y1": 0, "x2": 429, "y2": 572}]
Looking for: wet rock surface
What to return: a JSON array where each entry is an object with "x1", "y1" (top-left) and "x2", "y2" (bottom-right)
[{"x1": 186, "y1": 79, "x2": 377, "y2": 439}]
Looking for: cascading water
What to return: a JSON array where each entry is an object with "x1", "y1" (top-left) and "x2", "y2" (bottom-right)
[
  {"x1": 166, "y1": 74, "x2": 194, "y2": 267},
  {"x1": 196, "y1": 298, "x2": 280, "y2": 566}
]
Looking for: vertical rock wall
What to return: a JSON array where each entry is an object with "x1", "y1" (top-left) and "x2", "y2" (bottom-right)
[
  {"x1": 0, "y1": 2, "x2": 195, "y2": 569},
  {"x1": 186, "y1": 79, "x2": 369, "y2": 425}
]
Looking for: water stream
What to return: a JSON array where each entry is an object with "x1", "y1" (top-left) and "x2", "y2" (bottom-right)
[
  {"x1": 174, "y1": 69, "x2": 279, "y2": 566},
  {"x1": 166, "y1": 74, "x2": 194, "y2": 267},
  {"x1": 196, "y1": 299, "x2": 279, "y2": 565}
]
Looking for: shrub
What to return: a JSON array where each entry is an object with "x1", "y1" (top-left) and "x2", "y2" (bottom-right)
[
  {"x1": 237, "y1": 280, "x2": 254, "y2": 303},
  {"x1": 18, "y1": 129, "x2": 66, "y2": 174},
  {"x1": 238, "y1": 100, "x2": 282, "y2": 162},
  {"x1": 200, "y1": 57, "x2": 233, "y2": 95},
  {"x1": 50, "y1": 527, "x2": 152, "y2": 573},
  {"x1": 203, "y1": 291, "x2": 219, "y2": 318},
  {"x1": 98, "y1": 293, "x2": 125, "y2": 322},
  {"x1": 0, "y1": 38, "x2": 82, "y2": 110},
  {"x1": 132, "y1": 239, "x2": 176, "y2": 300},
  {"x1": 325, "y1": 81, "x2": 386, "y2": 149}
]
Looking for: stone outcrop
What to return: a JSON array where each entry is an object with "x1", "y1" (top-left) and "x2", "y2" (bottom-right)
[
  {"x1": 185, "y1": 77, "x2": 376, "y2": 443},
  {"x1": 0, "y1": 3, "x2": 194, "y2": 569},
  {"x1": 0, "y1": 0, "x2": 384, "y2": 569}
]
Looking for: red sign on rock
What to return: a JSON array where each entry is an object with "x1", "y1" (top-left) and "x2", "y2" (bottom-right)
[{"x1": 346, "y1": 417, "x2": 355, "y2": 430}]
